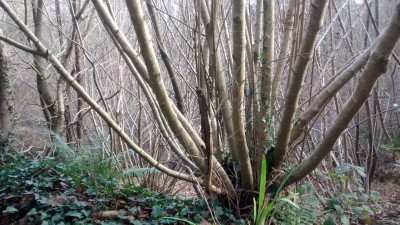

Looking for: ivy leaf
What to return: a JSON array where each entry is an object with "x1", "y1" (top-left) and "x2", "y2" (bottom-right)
[
  {"x1": 359, "y1": 193, "x2": 369, "y2": 202},
  {"x1": 335, "y1": 165, "x2": 350, "y2": 174},
  {"x1": 333, "y1": 204, "x2": 344, "y2": 214},
  {"x1": 2, "y1": 206, "x2": 18, "y2": 214},
  {"x1": 85, "y1": 188, "x2": 96, "y2": 195},
  {"x1": 340, "y1": 214, "x2": 350, "y2": 225},
  {"x1": 151, "y1": 205, "x2": 165, "y2": 218},
  {"x1": 352, "y1": 206, "x2": 363, "y2": 217},
  {"x1": 65, "y1": 211, "x2": 83, "y2": 218},
  {"x1": 81, "y1": 209, "x2": 90, "y2": 217},
  {"x1": 194, "y1": 214, "x2": 203, "y2": 223},
  {"x1": 369, "y1": 190, "x2": 379, "y2": 200},
  {"x1": 214, "y1": 206, "x2": 224, "y2": 218}
]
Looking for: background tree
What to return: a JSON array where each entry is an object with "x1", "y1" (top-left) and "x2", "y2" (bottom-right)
[{"x1": 0, "y1": 33, "x2": 13, "y2": 152}]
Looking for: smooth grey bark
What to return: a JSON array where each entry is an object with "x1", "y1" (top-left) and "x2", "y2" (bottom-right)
[
  {"x1": 245, "y1": 0, "x2": 262, "y2": 153},
  {"x1": 90, "y1": 0, "x2": 150, "y2": 83},
  {"x1": 271, "y1": 0, "x2": 296, "y2": 111},
  {"x1": 124, "y1": 0, "x2": 205, "y2": 170}
]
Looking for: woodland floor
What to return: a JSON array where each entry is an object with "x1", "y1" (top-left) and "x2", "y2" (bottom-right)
[
  {"x1": 1, "y1": 152, "x2": 399, "y2": 224},
  {"x1": 372, "y1": 162, "x2": 400, "y2": 225}
]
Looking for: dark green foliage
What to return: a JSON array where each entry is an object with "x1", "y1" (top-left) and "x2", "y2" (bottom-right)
[
  {"x1": 0, "y1": 152, "x2": 243, "y2": 224},
  {"x1": 381, "y1": 133, "x2": 400, "y2": 157},
  {"x1": 0, "y1": 153, "x2": 110, "y2": 224}
]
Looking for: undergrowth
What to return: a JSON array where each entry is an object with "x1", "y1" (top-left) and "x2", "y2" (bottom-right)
[
  {"x1": 0, "y1": 152, "x2": 243, "y2": 225},
  {"x1": 0, "y1": 132, "x2": 382, "y2": 225}
]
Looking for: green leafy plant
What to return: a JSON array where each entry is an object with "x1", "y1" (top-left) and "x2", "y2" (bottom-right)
[
  {"x1": 252, "y1": 156, "x2": 324, "y2": 225},
  {"x1": 1, "y1": 133, "x2": 247, "y2": 224},
  {"x1": 381, "y1": 133, "x2": 400, "y2": 161},
  {"x1": 273, "y1": 183, "x2": 322, "y2": 225},
  {"x1": 254, "y1": 154, "x2": 269, "y2": 225},
  {"x1": 0, "y1": 153, "x2": 95, "y2": 224},
  {"x1": 323, "y1": 164, "x2": 380, "y2": 225},
  {"x1": 51, "y1": 131, "x2": 76, "y2": 160}
]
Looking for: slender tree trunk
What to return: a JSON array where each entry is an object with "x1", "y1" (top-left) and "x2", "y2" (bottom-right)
[
  {"x1": 256, "y1": 0, "x2": 275, "y2": 170},
  {"x1": 73, "y1": 0, "x2": 83, "y2": 145},
  {"x1": 271, "y1": 0, "x2": 296, "y2": 111},
  {"x1": 246, "y1": 0, "x2": 261, "y2": 153},
  {"x1": 32, "y1": 0, "x2": 62, "y2": 133},
  {"x1": 364, "y1": 99, "x2": 376, "y2": 193},
  {"x1": 232, "y1": 0, "x2": 254, "y2": 192},
  {"x1": 289, "y1": 47, "x2": 372, "y2": 145}
]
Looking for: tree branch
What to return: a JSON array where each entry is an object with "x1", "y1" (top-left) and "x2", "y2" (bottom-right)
[
  {"x1": 289, "y1": 2, "x2": 400, "y2": 184},
  {"x1": 0, "y1": 35, "x2": 39, "y2": 55}
]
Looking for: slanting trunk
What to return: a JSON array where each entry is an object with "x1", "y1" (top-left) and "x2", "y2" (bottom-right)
[
  {"x1": 146, "y1": 2, "x2": 185, "y2": 116},
  {"x1": 289, "y1": 3, "x2": 400, "y2": 183},
  {"x1": 274, "y1": 0, "x2": 329, "y2": 169},
  {"x1": 289, "y1": 47, "x2": 372, "y2": 145},
  {"x1": 0, "y1": 36, "x2": 13, "y2": 151}
]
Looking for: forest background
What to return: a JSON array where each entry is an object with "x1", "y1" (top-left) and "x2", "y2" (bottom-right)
[{"x1": 0, "y1": 0, "x2": 400, "y2": 224}]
